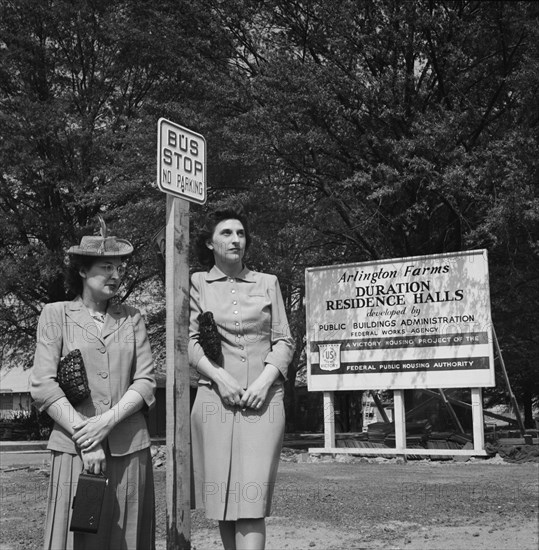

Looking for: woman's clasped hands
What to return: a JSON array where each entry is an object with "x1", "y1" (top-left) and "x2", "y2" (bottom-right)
[
  {"x1": 72, "y1": 412, "x2": 113, "y2": 450},
  {"x1": 71, "y1": 413, "x2": 113, "y2": 453},
  {"x1": 71, "y1": 412, "x2": 114, "y2": 473},
  {"x1": 240, "y1": 364, "x2": 280, "y2": 411},
  {"x1": 239, "y1": 377, "x2": 271, "y2": 410},
  {"x1": 80, "y1": 443, "x2": 107, "y2": 474},
  {"x1": 215, "y1": 369, "x2": 245, "y2": 407},
  {"x1": 215, "y1": 366, "x2": 277, "y2": 411}
]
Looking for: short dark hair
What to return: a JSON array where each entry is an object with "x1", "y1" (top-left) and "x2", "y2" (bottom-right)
[
  {"x1": 65, "y1": 255, "x2": 97, "y2": 297},
  {"x1": 194, "y1": 207, "x2": 252, "y2": 269}
]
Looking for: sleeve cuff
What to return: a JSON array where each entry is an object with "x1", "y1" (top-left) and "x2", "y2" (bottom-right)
[
  {"x1": 264, "y1": 352, "x2": 289, "y2": 381},
  {"x1": 129, "y1": 382, "x2": 156, "y2": 410},
  {"x1": 188, "y1": 339, "x2": 205, "y2": 369},
  {"x1": 33, "y1": 391, "x2": 66, "y2": 413}
]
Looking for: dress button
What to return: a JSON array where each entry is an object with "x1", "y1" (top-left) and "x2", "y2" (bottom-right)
[
  {"x1": 235, "y1": 322, "x2": 239, "y2": 326},
  {"x1": 102, "y1": 399, "x2": 110, "y2": 405},
  {"x1": 239, "y1": 345, "x2": 244, "y2": 350},
  {"x1": 241, "y1": 357, "x2": 246, "y2": 362},
  {"x1": 233, "y1": 310, "x2": 238, "y2": 315},
  {"x1": 100, "y1": 372, "x2": 109, "y2": 379},
  {"x1": 231, "y1": 289, "x2": 236, "y2": 293},
  {"x1": 98, "y1": 347, "x2": 106, "y2": 354},
  {"x1": 233, "y1": 301, "x2": 237, "y2": 305}
]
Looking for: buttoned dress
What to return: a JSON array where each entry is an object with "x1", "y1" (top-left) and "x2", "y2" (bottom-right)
[
  {"x1": 30, "y1": 298, "x2": 156, "y2": 550},
  {"x1": 189, "y1": 266, "x2": 295, "y2": 520}
]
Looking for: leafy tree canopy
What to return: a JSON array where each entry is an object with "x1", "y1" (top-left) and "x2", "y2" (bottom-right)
[{"x1": 1, "y1": 0, "x2": 538, "y2": 424}]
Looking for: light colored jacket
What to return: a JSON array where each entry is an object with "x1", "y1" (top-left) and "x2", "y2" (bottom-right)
[
  {"x1": 188, "y1": 266, "x2": 295, "y2": 387},
  {"x1": 30, "y1": 298, "x2": 156, "y2": 456}
]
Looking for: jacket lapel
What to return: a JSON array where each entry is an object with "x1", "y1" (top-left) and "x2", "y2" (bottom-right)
[
  {"x1": 65, "y1": 298, "x2": 128, "y2": 344},
  {"x1": 65, "y1": 299, "x2": 104, "y2": 346},
  {"x1": 65, "y1": 299, "x2": 92, "y2": 330},
  {"x1": 101, "y1": 299, "x2": 128, "y2": 340}
]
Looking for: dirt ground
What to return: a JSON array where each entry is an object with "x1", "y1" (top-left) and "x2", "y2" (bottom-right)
[
  {"x1": 182, "y1": 456, "x2": 538, "y2": 550},
  {"x1": 2, "y1": 450, "x2": 537, "y2": 550}
]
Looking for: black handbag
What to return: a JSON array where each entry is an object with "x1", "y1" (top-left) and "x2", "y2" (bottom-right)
[
  {"x1": 197, "y1": 311, "x2": 222, "y2": 362},
  {"x1": 70, "y1": 472, "x2": 108, "y2": 534},
  {"x1": 57, "y1": 349, "x2": 90, "y2": 405}
]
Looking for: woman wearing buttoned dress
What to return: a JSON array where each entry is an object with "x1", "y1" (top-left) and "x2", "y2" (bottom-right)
[
  {"x1": 189, "y1": 207, "x2": 295, "y2": 550},
  {"x1": 30, "y1": 223, "x2": 156, "y2": 550}
]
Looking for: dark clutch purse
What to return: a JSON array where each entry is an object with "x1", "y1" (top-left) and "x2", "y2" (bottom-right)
[
  {"x1": 57, "y1": 349, "x2": 90, "y2": 405},
  {"x1": 70, "y1": 472, "x2": 108, "y2": 534},
  {"x1": 197, "y1": 311, "x2": 222, "y2": 362}
]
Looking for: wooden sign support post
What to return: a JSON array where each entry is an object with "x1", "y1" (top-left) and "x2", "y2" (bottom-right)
[
  {"x1": 323, "y1": 392, "x2": 335, "y2": 448},
  {"x1": 393, "y1": 390, "x2": 406, "y2": 453},
  {"x1": 165, "y1": 195, "x2": 191, "y2": 549}
]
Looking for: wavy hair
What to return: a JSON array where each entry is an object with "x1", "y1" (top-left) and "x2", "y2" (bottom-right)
[
  {"x1": 65, "y1": 255, "x2": 99, "y2": 297},
  {"x1": 194, "y1": 207, "x2": 252, "y2": 269}
]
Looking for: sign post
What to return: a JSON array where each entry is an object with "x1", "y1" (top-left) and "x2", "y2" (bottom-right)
[{"x1": 157, "y1": 118, "x2": 206, "y2": 549}]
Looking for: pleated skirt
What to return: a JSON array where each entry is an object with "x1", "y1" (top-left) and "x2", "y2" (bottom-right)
[
  {"x1": 43, "y1": 446, "x2": 155, "y2": 550},
  {"x1": 191, "y1": 383, "x2": 285, "y2": 521}
]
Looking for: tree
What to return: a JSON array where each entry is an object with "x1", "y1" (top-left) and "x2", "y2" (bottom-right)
[
  {"x1": 182, "y1": 0, "x2": 539, "y2": 425},
  {"x1": 1, "y1": 0, "x2": 537, "y2": 427},
  {"x1": 0, "y1": 0, "x2": 218, "y2": 365}
]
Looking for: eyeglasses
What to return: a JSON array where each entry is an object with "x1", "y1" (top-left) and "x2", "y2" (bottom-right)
[{"x1": 96, "y1": 263, "x2": 127, "y2": 277}]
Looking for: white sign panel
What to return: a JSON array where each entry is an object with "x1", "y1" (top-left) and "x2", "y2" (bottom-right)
[
  {"x1": 157, "y1": 118, "x2": 206, "y2": 204},
  {"x1": 306, "y1": 250, "x2": 495, "y2": 391}
]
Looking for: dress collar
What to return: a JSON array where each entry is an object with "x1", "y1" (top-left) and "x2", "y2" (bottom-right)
[{"x1": 205, "y1": 265, "x2": 255, "y2": 282}]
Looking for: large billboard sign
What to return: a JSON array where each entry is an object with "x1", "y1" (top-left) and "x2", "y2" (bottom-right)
[{"x1": 306, "y1": 250, "x2": 495, "y2": 391}]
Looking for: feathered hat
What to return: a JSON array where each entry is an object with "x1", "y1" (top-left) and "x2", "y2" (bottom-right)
[{"x1": 67, "y1": 215, "x2": 134, "y2": 257}]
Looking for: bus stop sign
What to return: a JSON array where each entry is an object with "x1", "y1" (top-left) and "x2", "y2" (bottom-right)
[{"x1": 157, "y1": 118, "x2": 206, "y2": 204}]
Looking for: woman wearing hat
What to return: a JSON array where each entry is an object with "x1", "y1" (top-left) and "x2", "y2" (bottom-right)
[
  {"x1": 30, "y1": 219, "x2": 156, "y2": 549},
  {"x1": 189, "y1": 207, "x2": 295, "y2": 550}
]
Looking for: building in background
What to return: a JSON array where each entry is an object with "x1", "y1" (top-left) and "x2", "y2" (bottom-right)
[{"x1": 0, "y1": 366, "x2": 31, "y2": 419}]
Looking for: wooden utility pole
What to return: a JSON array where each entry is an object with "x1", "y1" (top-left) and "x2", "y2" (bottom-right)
[
  {"x1": 165, "y1": 195, "x2": 191, "y2": 549},
  {"x1": 157, "y1": 118, "x2": 206, "y2": 548}
]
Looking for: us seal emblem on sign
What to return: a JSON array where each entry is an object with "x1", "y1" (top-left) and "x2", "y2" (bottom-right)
[{"x1": 318, "y1": 343, "x2": 342, "y2": 371}]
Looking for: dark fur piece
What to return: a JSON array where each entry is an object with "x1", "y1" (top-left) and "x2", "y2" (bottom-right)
[{"x1": 197, "y1": 311, "x2": 222, "y2": 362}]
